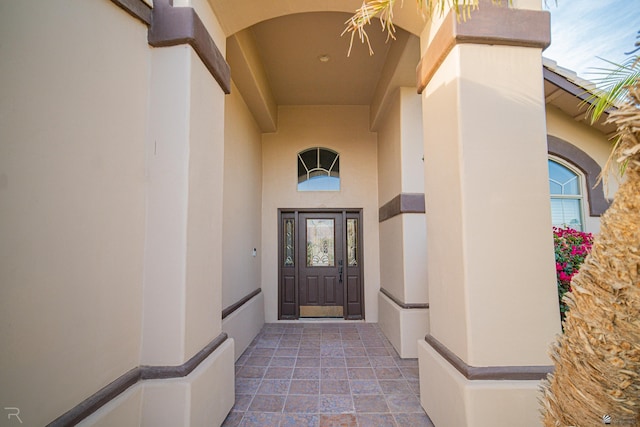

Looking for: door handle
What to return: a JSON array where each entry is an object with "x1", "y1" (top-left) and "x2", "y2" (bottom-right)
[{"x1": 338, "y1": 260, "x2": 343, "y2": 282}]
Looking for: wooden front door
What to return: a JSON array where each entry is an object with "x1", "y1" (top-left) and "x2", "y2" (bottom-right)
[{"x1": 279, "y1": 210, "x2": 363, "y2": 320}]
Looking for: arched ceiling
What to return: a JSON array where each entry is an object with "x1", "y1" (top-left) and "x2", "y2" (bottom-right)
[
  {"x1": 225, "y1": 11, "x2": 421, "y2": 130},
  {"x1": 207, "y1": 0, "x2": 428, "y2": 36}
]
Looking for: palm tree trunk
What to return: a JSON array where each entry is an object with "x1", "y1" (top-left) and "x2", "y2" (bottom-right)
[{"x1": 541, "y1": 83, "x2": 640, "y2": 426}]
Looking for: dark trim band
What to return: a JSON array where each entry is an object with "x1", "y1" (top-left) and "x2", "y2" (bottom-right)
[
  {"x1": 547, "y1": 135, "x2": 610, "y2": 217},
  {"x1": 417, "y1": 1, "x2": 550, "y2": 93},
  {"x1": 149, "y1": 1, "x2": 231, "y2": 94},
  {"x1": 380, "y1": 288, "x2": 429, "y2": 310},
  {"x1": 110, "y1": 0, "x2": 151, "y2": 25},
  {"x1": 424, "y1": 334, "x2": 553, "y2": 381},
  {"x1": 222, "y1": 288, "x2": 262, "y2": 319},
  {"x1": 379, "y1": 193, "x2": 426, "y2": 222},
  {"x1": 47, "y1": 333, "x2": 228, "y2": 427}
]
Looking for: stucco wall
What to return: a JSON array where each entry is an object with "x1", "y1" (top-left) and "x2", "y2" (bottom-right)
[
  {"x1": 0, "y1": 1, "x2": 149, "y2": 425},
  {"x1": 261, "y1": 105, "x2": 380, "y2": 322},
  {"x1": 184, "y1": 49, "x2": 226, "y2": 359},
  {"x1": 546, "y1": 105, "x2": 617, "y2": 233},
  {"x1": 223, "y1": 82, "x2": 263, "y2": 309},
  {"x1": 377, "y1": 91, "x2": 403, "y2": 205}
]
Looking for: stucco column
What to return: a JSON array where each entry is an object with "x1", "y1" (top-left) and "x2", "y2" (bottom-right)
[
  {"x1": 377, "y1": 87, "x2": 430, "y2": 358},
  {"x1": 138, "y1": 1, "x2": 234, "y2": 425},
  {"x1": 417, "y1": 3, "x2": 560, "y2": 426}
]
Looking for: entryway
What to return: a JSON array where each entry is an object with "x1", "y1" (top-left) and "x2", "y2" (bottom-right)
[{"x1": 278, "y1": 210, "x2": 364, "y2": 320}]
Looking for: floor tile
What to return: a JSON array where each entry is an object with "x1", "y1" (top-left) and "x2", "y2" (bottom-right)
[
  {"x1": 322, "y1": 357, "x2": 346, "y2": 367},
  {"x1": 298, "y1": 347, "x2": 321, "y2": 357},
  {"x1": 289, "y1": 379, "x2": 320, "y2": 395},
  {"x1": 353, "y1": 394, "x2": 389, "y2": 413},
  {"x1": 231, "y1": 394, "x2": 253, "y2": 412},
  {"x1": 356, "y1": 413, "x2": 397, "y2": 427},
  {"x1": 400, "y1": 366, "x2": 419, "y2": 379},
  {"x1": 347, "y1": 367, "x2": 376, "y2": 380},
  {"x1": 247, "y1": 394, "x2": 285, "y2": 412},
  {"x1": 281, "y1": 413, "x2": 320, "y2": 427},
  {"x1": 407, "y1": 379, "x2": 421, "y2": 395},
  {"x1": 395, "y1": 358, "x2": 419, "y2": 367},
  {"x1": 385, "y1": 394, "x2": 423, "y2": 413},
  {"x1": 319, "y1": 394, "x2": 354, "y2": 413},
  {"x1": 236, "y1": 366, "x2": 266, "y2": 379},
  {"x1": 270, "y1": 356, "x2": 296, "y2": 367},
  {"x1": 283, "y1": 394, "x2": 319, "y2": 413},
  {"x1": 366, "y1": 347, "x2": 390, "y2": 356},
  {"x1": 378, "y1": 380, "x2": 412, "y2": 395},
  {"x1": 343, "y1": 347, "x2": 367, "y2": 357},
  {"x1": 235, "y1": 378, "x2": 261, "y2": 395},
  {"x1": 230, "y1": 324, "x2": 431, "y2": 426},
  {"x1": 368, "y1": 356, "x2": 395, "y2": 367},
  {"x1": 264, "y1": 367, "x2": 294, "y2": 379},
  {"x1": 319, "y1": 414, "x2": 357, "y2": 427},
  {"x1": 274, "y1": 348, "x2": 299, "y2": 357},
  {"x1": 349, "y1": 380, "x2": 382, "y2": 395},
  {"x1": 374, "y1": 367, "x2": 403, "y2": 380},
  {"x1": 257, "y1": 379, "x2": 290, "y2": 395},
  {"x1": 293, "y1": 367, "x2": 321, "y2": 380},
  {"x1": 245, "y1": 356, "x2": 272, "y2": 366},
  {"x1": 296, "y1": 357, "x2": 321, "y2": 367},
  {"x1": 393, "y1": 412, "x2": 435, "y2": 426},
  {"x1": 345, "y1": 357, "x2": 370, "y2": 368},
  {"x1": 321, "y1": 346, "x2": 345, "y2": 357},
  {"x1": 251, "y1": 348, "x2": 276, "y2": 357},
  {"x1": 341, "y1": 340, "x2": 364, "y2": 348},
  {"x1": 239, "y1": 412, "x2": 281, "y2": 427},
  {"x1": 321, "y1": 367, "x2": 348, "y2": 380},
  {"x1": 320, "y1": 379, "x2": 350, "y2": 395},
  {"x1": 221, "y1": 411, "x2": 243, "y2": 427}
]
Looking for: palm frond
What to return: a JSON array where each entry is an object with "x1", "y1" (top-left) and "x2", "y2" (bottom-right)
[
  {"x1": 343, "y1": 0, "x2": 491, "y2": 56},
  {"x1": 585, "y1": 56, "x2": 640, "y2": 123}
]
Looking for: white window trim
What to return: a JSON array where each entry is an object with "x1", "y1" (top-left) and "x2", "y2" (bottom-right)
[{"x1": 549, "y1": 155, "x2": 587, "y2": 230}]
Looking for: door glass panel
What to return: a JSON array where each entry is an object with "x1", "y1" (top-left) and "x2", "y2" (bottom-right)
[
  {"x1": 284, "y1": 218, "x2": 295, "y2": 267},
  {"x1": 306, "y1": 219, "x2": 335, "y2": 267},
  {"x1": 347, "y1": 219, "x2": 358, "y2": 266}
]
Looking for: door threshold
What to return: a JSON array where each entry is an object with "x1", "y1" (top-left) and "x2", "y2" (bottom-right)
[{"x1": 277, "y1": 318, "x2": 366, "y2": 323}]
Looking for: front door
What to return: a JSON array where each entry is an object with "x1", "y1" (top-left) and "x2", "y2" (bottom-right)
[
  {"x1": 279, "y1": 210, "x2": 363, "y2": 320},
  {"x1": 299, "y1": 212, "x2": 343, "y2": 317}
]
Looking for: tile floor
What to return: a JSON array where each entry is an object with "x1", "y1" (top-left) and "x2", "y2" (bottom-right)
[{"x1": 222, "y1": 322, "x2": 435, "y2": 427}]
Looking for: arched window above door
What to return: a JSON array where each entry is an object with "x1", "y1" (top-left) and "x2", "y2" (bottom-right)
[{"x1": 297, "y1": 147, "x2": 340, "y2": 191}]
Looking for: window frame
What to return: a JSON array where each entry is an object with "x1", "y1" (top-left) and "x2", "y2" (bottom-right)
[
  {"x1": 297, "y1": 147, "x2": 340, "y2": 192},
  {"x1": 548, "y1": 156, "x2": 587, "y2": 231}
]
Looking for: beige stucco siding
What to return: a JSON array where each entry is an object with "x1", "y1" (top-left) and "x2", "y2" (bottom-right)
[
  {"x1": 223, "y1": 82, "x2": 263, "y2": 309},
  {"x1": 262, "y1": 105, "x2": 380, "y2": 322},
  {"x1": 0, "y1": 1, "x2": 149, "y2": 425},
  {"x1": 184, "y1": 49, "x2": 226, "y2": 359},
  {"x1": 546, "y1": 104, "x2": 617, "y2": 233}
]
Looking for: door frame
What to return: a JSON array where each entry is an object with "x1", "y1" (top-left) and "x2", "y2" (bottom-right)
[{"x1": 278, "y1": 208, "x2": 364, "y2": 320}]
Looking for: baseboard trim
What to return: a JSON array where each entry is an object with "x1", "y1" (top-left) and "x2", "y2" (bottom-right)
[
  {"x1": 380, "y1": 288, "x2": 429, "y2": 310},
  {"x1": 424, "y1": 334, "x2": 552, "y2": 381},
  {"x1": 222, "y1": 289, "x2": 262, "y2": 319},
  {"x1": 47, "y1": 333, "x2": 228, "y2": 427}
]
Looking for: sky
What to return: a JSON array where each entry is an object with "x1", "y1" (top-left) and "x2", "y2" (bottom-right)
[{"x1": 543, "y1": 0, "x2": 640, "y2": 80}]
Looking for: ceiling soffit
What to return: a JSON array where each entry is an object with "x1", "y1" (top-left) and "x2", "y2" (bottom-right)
[{"x1": 207, "y1": 0, "x2": 427, "y2": 36}]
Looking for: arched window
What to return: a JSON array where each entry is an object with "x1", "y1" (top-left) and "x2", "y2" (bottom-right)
[
  {"x1": 297, "y1": 147, "x2": 340, "y2": 191},
  {"x1": 548, "y1": 158, "x2": 584, "y2": 230}
]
